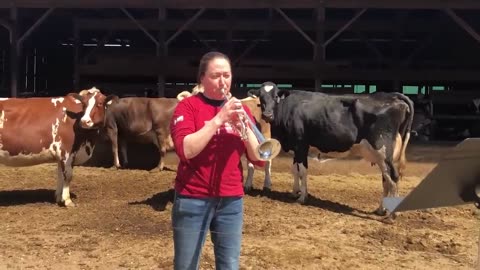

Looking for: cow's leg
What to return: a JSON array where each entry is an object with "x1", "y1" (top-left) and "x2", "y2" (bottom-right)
[
  {"x1": 55, "y1": 162, "x2": 64, "y2": 205},
  {"x1": 357, "y1": 138, "x2": 399, "y2": 215},
  {"x1": 55, "y1": 158, "x2": 75, "y2": 207},
  {"x1": 263, "y1": 161, "x2": 272, "y2": 192},
  {"x1": 291, "y1": 162, "x2": 300, "y2": 198},
  {"x1": 119, "y1": 138, "x2": 128, "y2": 168},
  {"x1": 296, "y1": 162, "x2": 308, "y2": 204},
  {"x1": 153, "y1": 133, "x2": 168, "y2": 171},
  {"x1": 375, "y1": 159, "x2": 399, "y2": 216},
  {"x1": 107, "y1": 127, "x2": 121, "y2": 169},
  {"x1": 292, "y1": 147, "x2": 309, "y2": 204},
  {"x1": 244, "y1": 162, "x2": 255, "y2": 192},
  {"x1": 159, "y1": 144, "x2": 167, "y2": 171}
]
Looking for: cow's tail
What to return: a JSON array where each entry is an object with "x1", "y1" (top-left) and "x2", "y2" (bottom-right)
[{"x1": 395, "y1": 93, "x2": 415, "y2": 179}]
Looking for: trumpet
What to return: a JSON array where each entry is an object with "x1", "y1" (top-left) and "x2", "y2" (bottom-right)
[{"x1": 221, "y1": 89, "x2": 281, "y2": 161}]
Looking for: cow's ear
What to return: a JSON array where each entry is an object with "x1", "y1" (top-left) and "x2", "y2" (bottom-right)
[
  {"x1": 106, "y1": 95, "x2": 119, "y2": 106},
  {"x1": 247, "y1": 89, "x2": 260, "y2": 98},
  {"x1": 68, "y1": 93, "x2": 84, "y2": 103},
  {"x1": 276, "y1": 90, "x2": 290, "y2": 103}
]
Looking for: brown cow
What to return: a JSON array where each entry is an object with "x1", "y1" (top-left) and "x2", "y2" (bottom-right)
[
  {"x1": 239, "y1": 96, "x2": 273, "y2": 191},
  {"x1": 176, "y1": 86, "x2": 273, "y2": 192},
  {"x1": 0, "y1": 87, "x2": 113, "y2": 207},
  {"x1": 104, "y1": 97, "x2": 179, "y2": 170}
]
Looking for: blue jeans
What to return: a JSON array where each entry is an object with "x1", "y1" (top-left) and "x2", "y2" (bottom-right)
[{"x1": 172, "y1": 193, "x2": 243, "y2": 270}]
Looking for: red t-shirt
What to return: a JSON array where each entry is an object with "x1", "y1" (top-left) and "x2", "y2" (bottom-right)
[{"x1": 170, "y1": 93, "x2": 265, "y2": 198}]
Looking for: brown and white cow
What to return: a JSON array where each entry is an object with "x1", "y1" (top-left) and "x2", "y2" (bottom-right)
[
  {"x1": 104, "y1": 97, "x2": 179, "y2": 170},
  {"x1": 0, "y1": 87, "x2": 113, "y2": 207},
  {"x1": 176, "y1": 85, "x2": 273, "y2": 192}
]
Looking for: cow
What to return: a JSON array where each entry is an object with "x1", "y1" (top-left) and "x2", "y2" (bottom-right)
[
  {"x1": 411, "y1": 95, "x2": 432, "y2": 142},
  {"x1": 104, "y1": 97, "x2": 179, "y2": 171},
  {"x1": 176, "y1": 85, "x2": 273, "y2": 192},
  {"x1": 248, "y1": 82, "x2": 414, "y2": 215},
  {"x1": 0, "y1": 87, "x2": 113, "y2": 207}
]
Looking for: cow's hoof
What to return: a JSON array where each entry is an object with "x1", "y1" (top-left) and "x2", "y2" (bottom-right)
[
  {"x1": 64, "y1": 199, "x2": 76, "y2": 208},
  {"x1": 381, "y1": 213, "x2": 397, "y2": 224},
  {"x1": 296, "y1": 197, "x2": 307, "y2": 204},
  {"x1": 261, "y1": 187, "x2": 271, "y2": 195},
  {"x1": 289, "y1": 191, "x2": 300, "y2": 199},
  {"x1": 374, "y1": 207, "x2": 387, "y2": 216}
]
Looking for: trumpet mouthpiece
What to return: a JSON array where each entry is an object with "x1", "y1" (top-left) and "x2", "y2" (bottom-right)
[{"x1": 221, "y1": 88, "x2": 232, "y2": 99}]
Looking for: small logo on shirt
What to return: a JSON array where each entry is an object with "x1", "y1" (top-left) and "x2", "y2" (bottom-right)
[{"x1": 173, "y1": 115, "x2": 184, "y2": 125}]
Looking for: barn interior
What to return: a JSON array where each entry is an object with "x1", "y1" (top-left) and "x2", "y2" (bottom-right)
[{"x1": 1, "y1": 0, "x2": 480, "y2": 140}]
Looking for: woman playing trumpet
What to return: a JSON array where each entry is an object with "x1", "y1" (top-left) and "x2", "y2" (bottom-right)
[{"x1": 170, "y1": 51, "x2": 265, "y2": 270}]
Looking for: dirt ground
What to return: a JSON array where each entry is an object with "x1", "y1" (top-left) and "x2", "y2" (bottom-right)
[{"x1": 0, "y1": 142, "x2": 478, "y2": 269}]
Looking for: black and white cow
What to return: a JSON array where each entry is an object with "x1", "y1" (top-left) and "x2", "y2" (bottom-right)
[{"x1": 248, "y1": 82, "x2": 414, "y2": 215}]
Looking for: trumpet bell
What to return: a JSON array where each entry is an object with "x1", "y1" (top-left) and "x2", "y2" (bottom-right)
[{"x1": 255, "y1": 138, "x2": 282, "y2": 161}]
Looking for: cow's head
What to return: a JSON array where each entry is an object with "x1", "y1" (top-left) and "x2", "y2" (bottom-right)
[
  {"x1": 247, "y1": 81, "x2": 289, "y2": 123},
  {"x1": 69, "y1": 87, "x2": 115, "y2": 129}
]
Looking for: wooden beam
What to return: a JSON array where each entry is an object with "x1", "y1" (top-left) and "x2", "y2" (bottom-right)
[
  {"x1": 404, "y1": 41, "x2": 432, "y2": 65},
  {"x1": 120, "y1": 8, "x2": 158, "y2": 46},
  {"x1": 18, "y1": 8, "x2": 54, "y2": 47},
  {"x1": 0, "y1": 18, "x2": 11, "y2": 32},
  {"x1": 233, "y1": 8, "x2": 272, "y2": 66},
  {"x1": 73, "y1": 19, "x2": 80, "y2": 91},
  {"x1": 314, "y1": 4, "x2": 326, "y2": 91},
  {"x1": 81, "y1": 30, "x2": 115, "y2": 64},
  {"x1": 444, "y1": 8, "x2": 480, "y2": 44},
  {"x1": 190, "y1": 29, "x2": 213, "y2": 50},
  {"x1": 354, "y1": 30, "x2": 384, "y2": 62},
  {"x1": 10, "y1": 6, "x2": 18, "y2": 97},
  {"x1": 275, "y1": 8, "x2": 315, "y2": 46},
  {"x1": 77, "y1": 58, "x2": 480, "y2": 82},
  {"x1": 166, "y1": 8, "x2": 205, "y2": 46},
  {"x1": 3, "y1": 0, "x2": 480, "y2": 9},
  {"x1": 324, "y1": 8, "x2": 366, "y2": 47},
  {"x1": 74, "y1": 17, "x2": 460, "y2": 34},
  {"x1": 156, "y1": 6, "x2": 166, "y2": 97},
  {"x1": 392, "y1": 11, "x2": 405, "y2": 92}
]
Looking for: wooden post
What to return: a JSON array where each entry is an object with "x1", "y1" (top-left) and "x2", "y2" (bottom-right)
[
  {"x1": 10, "y1": 6, "x2": 18, "y2": 97},
  {"x1": 392, "y1": 11, "x2": 403, "y2": 93},
  {"x1": 233, "y1": 8, "x2": 272, "y2": 67},
  {"x1": 73, "y1": 19, "x2": 80, "y2": 91},
  {"x1": 156, "y1": 7, "x2": 166, "y2": 97},
  {"x1": 226, "y1": 9, "x2": 234, "y2": 56},
  {"x1": 314, "y1": 5, "x2": 325, "y2": 92}
]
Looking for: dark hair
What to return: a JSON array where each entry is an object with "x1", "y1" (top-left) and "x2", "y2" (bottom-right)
[{"x1": 197, "y1": 51, "x2": 231, "y2": 83}]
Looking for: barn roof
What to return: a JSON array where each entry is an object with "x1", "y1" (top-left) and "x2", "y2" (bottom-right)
[{"x1": 2, "y1": 0, "x2": 480, "y2": 9}]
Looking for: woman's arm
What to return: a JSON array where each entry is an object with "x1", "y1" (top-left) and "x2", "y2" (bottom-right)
[
  {"x1": 182, "y1": 117, "x2": 222, "y2": 159},
  {"x1": 182, "y1": 98, "x2": 244, "y2": 159}
]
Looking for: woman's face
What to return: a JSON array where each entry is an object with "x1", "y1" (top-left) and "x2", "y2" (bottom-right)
[{"x1": 200, "y1": 57, "x2": 232, "y2": 100}]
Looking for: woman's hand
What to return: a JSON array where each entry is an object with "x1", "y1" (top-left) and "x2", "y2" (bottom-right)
[{"x1": 214, "y1": 97, "x2": 245, "y2": 126}]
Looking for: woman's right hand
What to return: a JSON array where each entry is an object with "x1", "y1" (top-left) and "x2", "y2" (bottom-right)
[{"x1": 214, "y1": 97, "x2": 244, "y2": 126}]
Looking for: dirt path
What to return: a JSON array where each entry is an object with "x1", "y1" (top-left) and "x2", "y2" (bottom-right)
[{"x1": 0, "y1": 143, "x2": 478, "y2": 269}]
